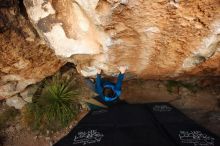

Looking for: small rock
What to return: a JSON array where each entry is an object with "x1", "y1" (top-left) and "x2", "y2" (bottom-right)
[
  {"x1": 6, "y1": 95, "x2": 26, "y2": 109},
  {"x1": 169, "y1": 1, "x2": 179, "y2": 8},
  {"x1": 26, "y1": 37, "x2": 35, "y2": 42},
  {"x1": 20, "y1": 85, "x2": 38, "y2": 103},
  {"x1": 0, "y1": 81, "x2": 17, "y2": 97},
  {"x1": 45, "y1": 137, "x2": 50, "y2": 141},
  {"x1": 49, "y1": 141, "x2": 53, "y2": 146},
  {"x1": 15, "y1": 124, "x2": 22, "y2": 131},
  {"x1": 120, "y1": 0, "x2": 128, "y2": 5},
  {"x1": 179, "y1": 87, "x2": 193, "y2": 97}
]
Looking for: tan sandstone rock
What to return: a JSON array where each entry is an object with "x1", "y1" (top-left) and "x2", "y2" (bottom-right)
[
  {"x1": 0, "y1": 1, "x2": 64, "y2": 99},
  {"x1": 6, "y1": 94, "x2": 26, "y2": 109},
  {"x1": 1, "y1": 0, "x2": 220, "y2": 100},
  {"x1": 24, "y1": 0, "x2": 220, "y2": 78}
]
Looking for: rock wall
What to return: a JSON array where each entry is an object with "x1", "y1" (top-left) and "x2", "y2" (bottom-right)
[
  {"x1": 24, "y1": 0, "x2": 220, "y2": 78},
  {"x1": 1, "y1": 0, "x2": 220, "y2": 100},
  {"x1": 0, "y1": 0, "x2": 64, "y2": 99}
]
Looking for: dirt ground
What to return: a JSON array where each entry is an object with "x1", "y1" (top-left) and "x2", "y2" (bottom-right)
[
  {"x1": 1, "y1": 76, "x2": 220, "y2": 146},
  {"x1": 1, "y1": 110, "x2": 88, "y2": 146}
]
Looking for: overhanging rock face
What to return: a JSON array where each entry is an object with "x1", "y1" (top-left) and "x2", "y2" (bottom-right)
[
  {"x1": 24, "y1": 0, "x2": 220, "y2": 78},
  {"x1": 0, "y1": 1, "x2": 65, "y2": 100}
]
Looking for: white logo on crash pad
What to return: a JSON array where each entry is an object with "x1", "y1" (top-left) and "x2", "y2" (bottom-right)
[
  {"x1": 179, "y1": 131, "x2": 215, "y2": 146},
  {"x1": 73, "y1": 130, "x2": 104, "y2": 145},
  {"x1": 153, "y1": 105, "x2": 172, "y2": 112}
]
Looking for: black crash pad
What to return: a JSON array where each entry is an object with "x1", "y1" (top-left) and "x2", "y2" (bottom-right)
[{"x1": 54, "y1": 103, "x2": 220, "y2": 146}]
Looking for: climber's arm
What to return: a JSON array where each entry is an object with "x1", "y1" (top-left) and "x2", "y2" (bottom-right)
[
  {"x1": 115, "y1": 73, "x2": 125, "y2": 90},
  {"x1": 115, "y1": 66, "x2": 127, "y2": 90},
  {"x1": 95, "y1": 70, "x2": 103, "y2": 95}
]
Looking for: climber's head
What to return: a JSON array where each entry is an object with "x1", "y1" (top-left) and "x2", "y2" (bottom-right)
[{"x1": 103, "y1": 87, "x2": 115, "y2": 98}]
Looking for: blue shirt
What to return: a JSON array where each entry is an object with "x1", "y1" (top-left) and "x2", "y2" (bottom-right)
[{"x1": 95, "y1": 73, "x2": 125, "y2": 102}]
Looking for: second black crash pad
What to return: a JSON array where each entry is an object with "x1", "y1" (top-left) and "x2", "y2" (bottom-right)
[{"x1": 54, "y1": 103, "x2": 220, "y2": 146}]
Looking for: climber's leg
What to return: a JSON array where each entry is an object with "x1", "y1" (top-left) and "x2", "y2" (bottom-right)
[{"x1": 86, "y1": 96, "x2": 108, "y2": 110}]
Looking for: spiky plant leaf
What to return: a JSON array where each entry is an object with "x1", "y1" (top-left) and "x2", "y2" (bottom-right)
[{"x1": 25, "y1": 74, "x2": 80, "y2": 133}]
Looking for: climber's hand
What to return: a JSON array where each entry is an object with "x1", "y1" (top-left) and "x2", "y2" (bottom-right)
[
  {"x1": 97, "y1": 69, "x2": 101, "y2": 74},
  {"x1": 118, "y1": 65, "x2": 127, "y2": 74}
]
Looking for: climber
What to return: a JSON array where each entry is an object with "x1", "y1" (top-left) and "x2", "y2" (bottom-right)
[{"x1": 84, "y1": 66, "x2": 127, "y2": 109}]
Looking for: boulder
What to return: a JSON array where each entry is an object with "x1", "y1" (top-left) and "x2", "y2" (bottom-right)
[
  {"x1": 0, "y1": 1, "x2": 65, "y2": 99},
  {"x1": 24, "y1": 0, "x2": 220, "y2": 78}
]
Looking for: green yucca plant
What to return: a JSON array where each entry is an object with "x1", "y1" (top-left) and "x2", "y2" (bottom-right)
[{"x1": 25, "y1": 74, "x2": 80, "y2": 132}]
